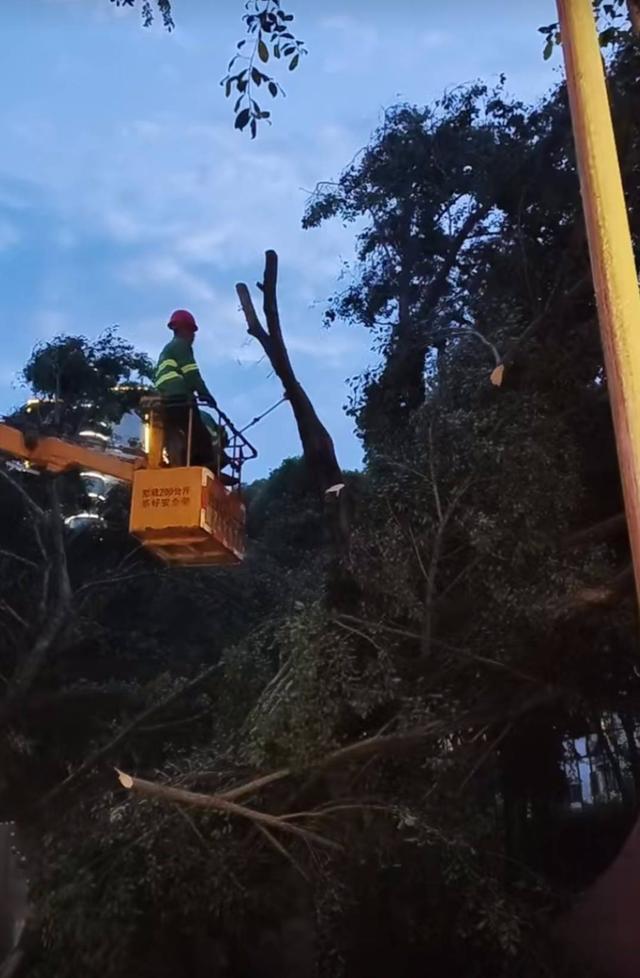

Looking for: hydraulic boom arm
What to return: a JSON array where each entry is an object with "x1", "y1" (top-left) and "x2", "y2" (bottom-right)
[{"x1": 0, "y1": 422, "x2": 144, "y2": 483}]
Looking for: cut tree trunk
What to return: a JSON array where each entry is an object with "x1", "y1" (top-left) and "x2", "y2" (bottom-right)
[
  {"x1": 236, "y1": 251, "x2": 352, "y2": 562},
  {"x1": 236, "y1": 252, "x2": 343, "y2": 496}
]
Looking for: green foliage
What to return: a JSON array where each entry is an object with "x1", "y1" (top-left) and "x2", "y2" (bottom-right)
[
  {"x1": 247, "y1": 456, "x2": 323, "y2": 559},
  {"x1": 244, "y1": 602, "x2": 394, "y2": 769},
  {"x1": 19, "y1": 327, "x2": 153, "y2": 434},
  {"x1": 105, "y1": 0, "x2": 305, "y2": 136},
  {"x1": 221, "y1": 0, "x2": 307, "y2": 138},
  {"x1": 304, "y1": 82, "x2": 549, "y2": 445}
]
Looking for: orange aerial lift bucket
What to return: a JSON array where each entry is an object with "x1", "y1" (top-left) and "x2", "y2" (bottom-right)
[
  {"x1": 129, "y1": 398, "x2": 257, "y2": 568},
  {"x1": 129, "y1": 464, "x2": 245, "y2": 566},
  {"x1": 0, "y1": 394, "x2": 257, "y2": 569}
]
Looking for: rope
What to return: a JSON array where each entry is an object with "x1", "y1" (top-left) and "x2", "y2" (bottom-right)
[{"x1": 239, "y1": 395, "x2": 288, "y2": 434}]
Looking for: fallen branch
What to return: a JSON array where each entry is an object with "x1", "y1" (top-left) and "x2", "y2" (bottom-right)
[
  {"x1": 216, "y1": 725, "x2": 448, "y2": 805},
  {"x1": 153, "y1": 691, "x2": 560, "y2": 835},
  {"x1": 116, "y1": 770, "x2": 341, "y2": 851},
  {"x1": 560, "y1": 564, "x2": 635, "y2": 613},
  {"x1": 219, "y1": 769, "x2": 292, "y2": 802}
]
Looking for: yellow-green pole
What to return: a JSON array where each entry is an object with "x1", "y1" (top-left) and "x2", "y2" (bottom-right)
[{"x1": 557, "y1": 0, "x2": 640, "y2": 606}]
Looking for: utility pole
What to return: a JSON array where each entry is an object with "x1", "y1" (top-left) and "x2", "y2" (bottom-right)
[{"x1": 556, "y1": 0, "x2": 640, "y2": 606}]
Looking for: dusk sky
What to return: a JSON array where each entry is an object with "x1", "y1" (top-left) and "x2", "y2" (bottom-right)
[{"x1": 0, "y1": 0, "x2": 560, "y2": 478}]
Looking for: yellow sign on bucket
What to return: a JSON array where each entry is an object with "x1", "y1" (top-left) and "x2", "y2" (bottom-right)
[{"x1": 129, "y1": 466, "x2": 245, "y2": 565}]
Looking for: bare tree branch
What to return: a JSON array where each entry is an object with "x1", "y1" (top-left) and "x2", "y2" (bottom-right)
[
  {"x1": 0, "y1": 550, "x2": 38, "y2": 571},
  {"x1": 116, "y1": 770, "x2": 341, "y2": 851},
  {"x1": 0, "y1": 467, "x2": 44, "y2": 522},
  {"x1": 422, "y1": 477, "x2": 472, "y2": 658},
  {"x1": 3, "y1": 480, "x2": 72, "y2": 707},
  {"x1": 254, "y1": 823, "x2": 310, "y2": 880}
]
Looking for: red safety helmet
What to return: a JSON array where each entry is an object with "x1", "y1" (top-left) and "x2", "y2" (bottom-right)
[{"x1": 168, "y1": 309, "x2": 198, "y2": 332}]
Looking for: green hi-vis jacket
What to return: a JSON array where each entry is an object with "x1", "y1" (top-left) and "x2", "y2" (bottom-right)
[{"x1": 155, "y1": 337, "x2": 212, "y2": 401}]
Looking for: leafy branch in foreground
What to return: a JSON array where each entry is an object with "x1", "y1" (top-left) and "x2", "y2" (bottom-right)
[
  {"x1": 107, "y1": 0, "x2": 306, "y2": 136},
  {"x1": 221, "y1": 0, "x2": 307, "y2": 137},
  {"x1": 109, "y1": 0, "x2": 174, "y2": 30}
]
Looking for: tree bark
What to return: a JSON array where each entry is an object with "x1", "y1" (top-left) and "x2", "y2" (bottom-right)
[
  {"x1": 236, "y1": 251, "x2": 352, "y2": 567},
  {"x1": 236, "y1": 251, "x2": 343, "y2": 496},
  {"x1": 117, "y1": 770, "x2": 340, "y2": 851}
]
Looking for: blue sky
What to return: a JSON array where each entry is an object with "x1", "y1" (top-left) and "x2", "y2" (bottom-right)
[{"x1": 0, "y1": 0, "x2": 560, "y2": 478}]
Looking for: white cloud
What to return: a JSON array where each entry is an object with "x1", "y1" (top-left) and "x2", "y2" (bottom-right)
[
  {"x1": 2, "y1": 110, "x2": 352, "y2": 288},
  {"x1": 0, "y1": 108, "x2": 355, "y2": 364},
  {"x1": 118, "y1": 256, "x2": 217, "y2": 305},
  {"x1": 0, "y1": 106, "x2": 360, "y2": 390}
]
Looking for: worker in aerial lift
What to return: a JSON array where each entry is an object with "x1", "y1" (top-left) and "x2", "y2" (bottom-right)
[{"x1": 155, "y1": 309, "x2": 237, "y2": 484}]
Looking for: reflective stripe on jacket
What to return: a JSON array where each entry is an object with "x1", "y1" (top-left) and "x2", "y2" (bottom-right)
[{"x1": 155, "y1": 338, "x2": 209, "y2": 400}]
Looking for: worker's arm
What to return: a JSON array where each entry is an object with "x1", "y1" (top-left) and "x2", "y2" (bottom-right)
[{"x1": 175, "y1": 342, "x2": 216, "y2": 405}]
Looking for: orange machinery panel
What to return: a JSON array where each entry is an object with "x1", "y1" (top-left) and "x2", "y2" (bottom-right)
[{"x1": 129, "y1": 465, "x2": 245, "y2": 566}]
